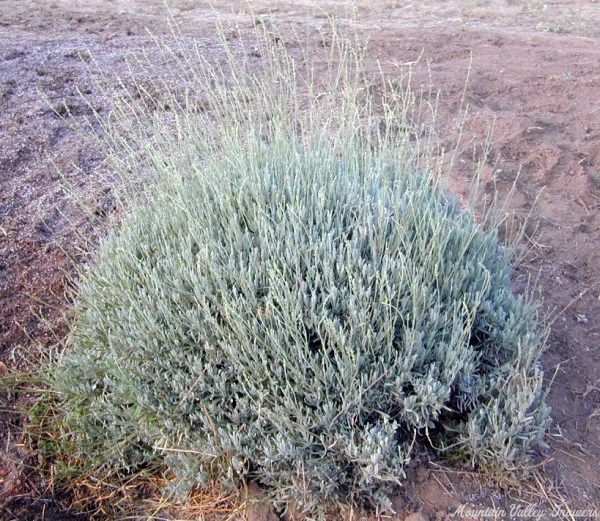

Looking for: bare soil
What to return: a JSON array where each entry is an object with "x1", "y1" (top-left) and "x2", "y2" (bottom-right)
[{"x1": 1, "y1": 1, "x2": 599, "y2": 520}]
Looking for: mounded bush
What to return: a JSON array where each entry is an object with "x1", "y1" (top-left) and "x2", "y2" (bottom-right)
[{"x1": 51, "y1": 27, "x2": 550, "y2": 516}]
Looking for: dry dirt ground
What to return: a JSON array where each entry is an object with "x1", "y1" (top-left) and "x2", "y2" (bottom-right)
[{"x1": 1, "y1": 1, "x2": 599, "y2": 520}]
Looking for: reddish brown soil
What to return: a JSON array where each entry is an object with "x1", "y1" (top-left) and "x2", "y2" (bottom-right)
[{"x1": 1, "y1": 1, "x2": 599, "y2": 520}]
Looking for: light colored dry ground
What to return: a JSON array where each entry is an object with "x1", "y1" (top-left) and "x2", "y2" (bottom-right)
[{"x1": 1, "y1": 1, "x2": 599, "y2": 519}]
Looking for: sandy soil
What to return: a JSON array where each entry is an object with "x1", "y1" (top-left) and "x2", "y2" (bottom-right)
[{"x1": 1, "y1": 1, "x2": 599, "y2": 520}]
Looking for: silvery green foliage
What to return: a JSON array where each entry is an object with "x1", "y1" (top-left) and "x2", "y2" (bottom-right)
[
  {"x1": 52, "y1": 27, "x2": 550, "y2": 515},
  {"x1": 54, "y1": 136, "x2": 549, "y2": 513}
]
